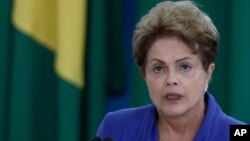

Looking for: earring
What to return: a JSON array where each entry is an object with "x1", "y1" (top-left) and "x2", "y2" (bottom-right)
[{"x1": 204, "y1": 83, "x2": 208, "y2": 94}]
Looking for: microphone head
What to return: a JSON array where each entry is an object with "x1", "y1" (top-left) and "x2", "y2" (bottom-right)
[
  {"x1": 90, "y1": 136, "x2": 101, "y2": 141},
  {"x1": 103, "y1": 136, "x2": 113, "y2": 141}
]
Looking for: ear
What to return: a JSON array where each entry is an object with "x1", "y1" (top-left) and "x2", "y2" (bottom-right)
[{"x1": 206, "y1": 63, "x2": 215, "y2": 83}]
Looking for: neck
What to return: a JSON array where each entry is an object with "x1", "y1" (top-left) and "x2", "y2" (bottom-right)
[{"x1": 158, "y1": 97, "x2": 205, "y2": 141}]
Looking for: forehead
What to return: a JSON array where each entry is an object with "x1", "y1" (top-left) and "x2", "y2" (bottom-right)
[{"x1": 147, "y1": 36, "x2": 194, "y2": 58}]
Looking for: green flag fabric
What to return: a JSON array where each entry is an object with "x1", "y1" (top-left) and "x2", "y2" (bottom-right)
[
  {"x1": 0, "y1": 0, "x2": 86, "y2": 141},
  {"x1": 1, "y1": 0, "x2": 250, "y2": 141}
]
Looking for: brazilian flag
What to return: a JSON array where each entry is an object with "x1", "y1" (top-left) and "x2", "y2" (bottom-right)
[{"x1": 0, "y1": 0, "x2": 87, "y2": 141}]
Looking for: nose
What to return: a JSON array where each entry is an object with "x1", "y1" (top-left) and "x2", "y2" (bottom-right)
[
  {"x1": 166, "y1": 81, "x2": 178, "y2": 86},
  {"x1": 166, "y1": 71, "x2": 179, "y2": 86}
]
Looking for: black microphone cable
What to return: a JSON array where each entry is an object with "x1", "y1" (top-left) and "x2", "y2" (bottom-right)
[
  {"x1": 90, "y1": 136, "x2": 102, "y2": 141},
  {"x1": 103, "y1": 136, "x2": 113, "y2": 141}
]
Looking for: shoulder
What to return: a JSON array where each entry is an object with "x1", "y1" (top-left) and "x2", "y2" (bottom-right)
[
  {"x1": 217, "y1": 113, "x2": 246, "y2": 125},
  {"x1": 96, "y1": 104, "x2": 155, "y2": 139},
  {"x1": 198, "y1": 93, "x2": 246, "y2": 141},
  {"x1": 206, "y1": 93, "x2": 246, "y2": 125},
  {"x1": 208, "y1": 111, "x2": 246, "y2": 140}
]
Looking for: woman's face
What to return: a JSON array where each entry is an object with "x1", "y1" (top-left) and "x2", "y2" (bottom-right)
[{"x1": 144, "y1": 36, "x2": 214, "y2": 118}]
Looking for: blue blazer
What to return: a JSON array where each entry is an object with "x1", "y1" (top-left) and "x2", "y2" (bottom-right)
[{"x1": 97, "y1": 93, "x2": 245, "y2": 141}]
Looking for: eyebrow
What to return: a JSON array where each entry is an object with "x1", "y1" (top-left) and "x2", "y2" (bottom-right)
[
  {"x1": 175, "y1": 57, "x2": 193, "y2": 63},
  {"x1": 150, "y1": 57, "x2": 193, "y2": 64},
  {"x1": 149, "y1": 58, "x2": 165, "y2": 64}
]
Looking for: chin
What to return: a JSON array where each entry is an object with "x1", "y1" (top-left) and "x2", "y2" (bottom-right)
[
  {"x1": 161, "y1": 108, "x2": 187, "y2": 118},
  {"x1": 165, "y1": 112, "x2": 185, "y2": 118}
]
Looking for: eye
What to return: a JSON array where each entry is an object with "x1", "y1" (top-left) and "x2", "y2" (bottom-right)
[
  {"x1": 153, "y1": 66, "x2": 165, "y2": 73},
  {"x1": 180, "y1": 63, "x2": 191, "y2": 72}
]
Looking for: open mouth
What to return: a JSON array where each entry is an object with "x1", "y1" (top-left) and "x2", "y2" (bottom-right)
[{"x1": 164, "y1": 93, "x2": 183, "y2": 102}]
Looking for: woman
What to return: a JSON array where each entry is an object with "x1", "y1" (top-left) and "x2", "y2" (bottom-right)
[{"x1": 96, "y1": 1, "x2": 245, "y2": 141}]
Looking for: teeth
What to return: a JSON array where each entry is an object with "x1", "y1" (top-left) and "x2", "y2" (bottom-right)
[{"x1": 167, "y1": 96, "x2": 179, "y2": 99}]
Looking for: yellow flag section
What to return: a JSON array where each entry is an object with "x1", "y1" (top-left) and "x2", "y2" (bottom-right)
[{"x1": 12, "y1": 0, "x2": 86, "y2": 88}]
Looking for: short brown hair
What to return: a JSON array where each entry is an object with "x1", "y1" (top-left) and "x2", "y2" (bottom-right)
[{"x1": 133, "y1": 0, "x2": 219, "y2": 75}]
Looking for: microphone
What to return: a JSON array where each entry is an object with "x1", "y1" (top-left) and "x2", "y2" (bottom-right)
[
  {"x1": 103, "y1": 136, "x2": 113, "y2": 141},
  {"x1": 90, "y1": 136, "x2": 101, "y2": 141}
]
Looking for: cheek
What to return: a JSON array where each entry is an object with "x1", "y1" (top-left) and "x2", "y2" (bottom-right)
[
  {"x1": 185, "y1": 73, "x2": 206, "y2": 94},
  {"x1": 146, "y1": 78, "x2": 158, "y2": 93},
  {"x1": 145, "y1": 76, "x2": 163, "y2": 98}
]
